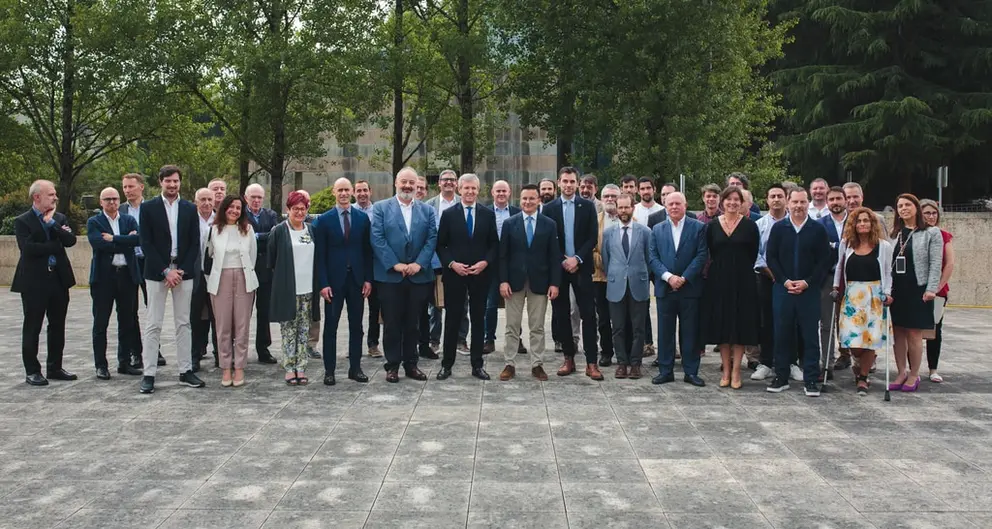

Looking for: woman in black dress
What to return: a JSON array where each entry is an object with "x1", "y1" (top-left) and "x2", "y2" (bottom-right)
[
  {"x1": 701, "y1": 186, "x2": 760, "y2": 389},
  {"x1": 888, "y1": 194, "x2": 943, "y2": 393}
]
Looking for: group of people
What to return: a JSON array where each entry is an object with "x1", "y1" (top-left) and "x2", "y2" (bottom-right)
[{"x1": 11, "y1": 166, "x2": 954, "y2": 397}]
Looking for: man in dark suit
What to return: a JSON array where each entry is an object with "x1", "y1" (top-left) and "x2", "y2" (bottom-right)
[
  {"x1": 542, "y1": 166, "x2": 603, "y2": 380},
  {"x1": 190, "y1": 187, "x2": 218, "y2": 372},
  {"x1": 497, "y1": 184, "x2": 561, "y2": 381},
  {"x1": 436, "y1": 173, "x2": 500, "y2": 381},
  {"x1": 137, "y1": 165, "x2": 205, "y2": 394},
  {"x1": 766, "y1": 187, "x2": 831, "y2": 397},
  {"x1": 819, "y1": 186, "x2": 849, "y2": 373},
  {"x1": 11, "y1": 179, "x2": 77, "y2": 386},
  {"x1": 315, "y1": 178, "x2": 373, "y2": 386},
  {"x1": 87, "y1": 187, "x2": 143, "y2": 380},
  {"x1": 370, "y1": 167, "x2": 438, "y2": 383},
  {"x1": 483, "y1": 180, "x2": 521, "y2": 354},
  {"x1": 245, "y1": 183, "x2": 281, "y2": 364},
  {"x1": 648, "y1": 192, "x2": 708, "y2": 386},
  {"x1": 120, "y1": 172, "x2": 166, "y2": 369}
]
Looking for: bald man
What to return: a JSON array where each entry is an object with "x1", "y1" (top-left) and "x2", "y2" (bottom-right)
[
  {"x1": 483, "y1": 180, "x2": 521, "y2": 353},
  {"x1": 191, "y1": 188, "x2": 219, "y2": 371},
  {"x1": 245, "y1": 183, "x2": 281, "y2": 364}
]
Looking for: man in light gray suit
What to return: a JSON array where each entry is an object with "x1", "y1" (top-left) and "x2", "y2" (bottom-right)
[{"x1": 601, "y1": 194, "x2": 653, "y2": 379}]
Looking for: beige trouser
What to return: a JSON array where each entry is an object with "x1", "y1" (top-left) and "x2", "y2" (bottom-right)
[
  {"x1": 503, "y1": 283, "x2": 548, "y2": 368},
  {"x1": 209, "y1": 269, "x2": 255, "y2": 369},
  {"x1": 308, "y1": 316, "x2": 320, "y2": 350}
]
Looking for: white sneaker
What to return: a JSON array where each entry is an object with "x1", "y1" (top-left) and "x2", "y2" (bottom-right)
[
  {"x1": 789, "y1": 364, "x2": 803, "y2": 381},
  {"x1": 751, "y1": 364, "x2": 774, "y2": 381}
]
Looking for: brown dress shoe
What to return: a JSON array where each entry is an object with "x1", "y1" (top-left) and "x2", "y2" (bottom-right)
[
  {"x1": 628, "y1": 366, "x2": 642, "y2": 379},
  {"x1": 532, "y1": 366, "x2": 548, "y2": 381},
  {"x1": 483, "y1": 341, "x2": 495, "y2": 354},
  {"x1": 615, "y1": 365, "x2": 628, "y2": 379},
  {"x1": 499, "y1": 365, "x2": 515, "y2": 381},
  {"x1": 586, "y1": 364, "x2": 604, "y2": 381},
  {"x1": 404, "y1": 367, "x2": 428, "y2": 381},
  {"x1": 557, "y1": 358, "x2": 576, "y2": 376}
]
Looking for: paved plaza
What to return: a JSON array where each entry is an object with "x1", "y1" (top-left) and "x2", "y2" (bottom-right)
[{"x1": 1, "y1": 290, "x2": 992, "y2": 528}]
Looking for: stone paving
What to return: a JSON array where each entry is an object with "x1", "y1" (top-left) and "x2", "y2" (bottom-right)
[{"x1": 1, "y1": 289, "x2": 992, "y2": 528}]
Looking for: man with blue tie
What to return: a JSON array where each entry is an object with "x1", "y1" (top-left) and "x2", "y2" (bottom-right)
[
  {"x1": 648, "y1": 192, "x2": 708, "y2": 386},
  {"x1": 87, "y1": 187, "x2": 143, "y2": 380},
  {"x1": 371, "y1": 167, "x2": 438, "y2": 383},
  {"x1": 602, "y1": 194, "x2": 652, "y2": 378},
  {"x1": 315, "y1": 178, "x2": 373, "y2": 386},
  {"x1": 436, "y1": 173, "x2": 500, "y2": 380}
]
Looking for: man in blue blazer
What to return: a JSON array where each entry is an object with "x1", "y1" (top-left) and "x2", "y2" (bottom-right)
[
  {"x1": 371, "y1": 167, "x2": 438, "y2": 383},
  {"x1": 648, "y1": 192, "x2": 708, "y2": 386},
  {"x1": 766, "y1": 187, "x2": 831, "y2": 397},
  {"x1": 245, "y1": 183, "x2": 282, "y2": 364},
  {"x1": 602, "y1": 194, "x2": 653, "y2": 378},
  {"x1": 818, "y1": 186, "x2": 849, "y2": 373},
  {"x1": 87, "y1": 188, "x2": 143, "y2": 380},
  {"x1": 315, "y1": 178, "x2": 373, "y2": 386},
  {"x1": 137, "y1": 165, "x2": 204, "y2": 394}
]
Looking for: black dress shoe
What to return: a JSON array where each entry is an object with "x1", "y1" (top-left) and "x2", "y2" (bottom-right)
[
  {"x1": 323, "y1": 374, "x2": 336, "y2": 386},
  {"x1": 139, "y1": 376, "x2": 155, "y2": 394},
  {"x1": 419, "y1": 348, "x2": 440, "y2": 360},
  {"x1": 385, "y1": 370, "x2": 399, "y2": 383},
  {"x1": 684, "y1": 374, "x2": 706, "y2": 387},
  {"x1": 48, "y1": 369, "x2": 78, "y2": 381},
  {"x1": 652, "y1": 373, "x2": 676, "y2": 385},
  {"x1": 436, "y1": 367, "x2": 452, "y2": 380},
  {"x1": 348, "y1": 370, "x2": 369, "y2": 383},
  {"x1": 157, "y1": 353, "x2": 167, "y2": 366},
  {"x1": 405, "y1": 367, "x2": 428, "y2": 381},
  {"x1": 651, "y1": 359, "x2": 659, "y2": 367},
  {"x1": 257, "y1": 352, "x2": 278, "y2": 364},
  {"x1": 95, "y1": 367, "x2": 111, "y2": 380},
  {"x1": 471, "y1": 368, "x2": 491, "y2": 381},
  {"x1": 598, "y1": 356, "x2": 613, "y2": 367},
  {"x1": 117, "y1": 365, "x2": 142, "y2": 376},
  {"x1": 25, "y1": 373, "x2": 48, "y2": 386}
]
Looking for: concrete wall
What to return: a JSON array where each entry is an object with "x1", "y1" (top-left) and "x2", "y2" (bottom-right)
[{"x1": 2, "y1": 212, "x2": 990, "y2": 306}]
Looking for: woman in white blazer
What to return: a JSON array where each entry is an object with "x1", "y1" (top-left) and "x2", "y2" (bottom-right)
[{"x1": 205, "y1": 195, "x2": 259, "y2": 387}]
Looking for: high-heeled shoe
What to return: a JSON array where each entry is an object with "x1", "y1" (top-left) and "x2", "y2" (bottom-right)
[
  {"x1": 888, "y1": 375, "x2": 908, "y2": 391},
  {"x1": 901, "y1": 377, "x2": 921, "y2": 392},
  {"x1": 731, "y1": 379, "x2": 742, "y2": 390},
  {"x1": 719, "y1": 378, "x2": 730, "y2": 388}
]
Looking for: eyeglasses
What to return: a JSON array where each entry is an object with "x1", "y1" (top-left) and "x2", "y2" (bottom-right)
[
  {"x1": 922, "y1": 211, "x2": 939, "y2": 217},
  {"x1": 101, "y1": 197, "x2": 119, "y2": 202},
  {"x1": 289, "y1": 207, "x2": 308, "y2": 213}
]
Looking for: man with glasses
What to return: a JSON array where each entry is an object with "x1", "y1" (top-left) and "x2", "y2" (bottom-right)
[
  {"x1": 593, "y1": 184, "x2": 620, "y2": 366},
  {"x1": 245, "y1": 183, "x2": 281, "y2": 364},
  {"x1": 422, "y1": 170, "x2": 469, "y2": 357}
]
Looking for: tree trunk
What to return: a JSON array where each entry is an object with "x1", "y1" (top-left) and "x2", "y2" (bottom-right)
[
  {"x1": 238, "y1": 80, "x2": 252, "y2": 195},
  {"x1": 57, "y1": 1, "x2": 76, "y2": 215},
  {"x1": 456, "y1": 0, "x2": 473, "y2": 175},
  {"x1": 270, "y1": 125, "x2": 286, "y2": 214},
  {"x1": 391, "y1": 0, "x2": 404, "y2": 176}
]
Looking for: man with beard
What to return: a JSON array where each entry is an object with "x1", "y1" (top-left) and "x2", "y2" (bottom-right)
[
  {"x1": 422, "y1": 170, "x2": 468, "y2": 357},
  {"x1": 633, "y1": 177, "x2": 663, "y2": 226},
  {"x1": 808, "y1": 178, "x2": 830, "y2": 220},
  {"x1": 593, "y1": 184, "x2": 621, "y2": 366},
  {"x1": 752, "y1": 183, "x2": 790, "y2": 381},
  {"x1": 697, "y1": 184, "x2": 722, "y2": 224},
  {"x1": 818, "y1": 186, "x2": 849, "y2": 373},
  {"x1": 620, "y1": 174, "x2": 637, "y2": 196},
  {"x1": 538, "y1": 178, "x2": 557, "y2": 213},
  {"x1": 580, "y1": 174, "x2": 603, "y2": 213},
  {"x1": 416, "y1": 176, "x2": 429, "y2": 201}
]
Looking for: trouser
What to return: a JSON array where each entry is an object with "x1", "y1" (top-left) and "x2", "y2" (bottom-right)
[
  {"x1": 551, "y1": 288, "x2": 581, "y2": 345},
  {"x1": 210, "y1": 269, "x2": 255, "y2": 370},
  {"x1": 323, "y1": 272, "x2": 365, "y2": 374},
  {"x1": 255, "y1": 280, "x2": 273, "y2": 354},
  {"x1": 552, "y1": 272, "x2": 598, "y2": 365},
  {"x1": 143, "y1": 278, "x2": 194, "y2": 377},
  {"x1": 132, "y1": 256, "x2": 146, "y2": 358},
  {"x1": 280, "y1": 294, "x2": 312, "y2": 372},
  {"x1": 926, "y1": 297, "x2": 946, "y2": 370},
  {"x1": 380, "y1": 280, "x2": 432, "y2": 371},
  {"x1": 609, "y1": 289, "x2": 647, "y2": 366},
  {"x1": 503, "y1": 283, "x2": 548, "y2": 368},
  {"x1": 593, "y1": 281, "x2": 614, "y2": 359},
  {"x1": 756, "y1": 273, "x2": 775, "y2": 368},
  {"x1": 772, "y1": 286, "x2": 821, "y2": 383},
  {"x1": 659, "y1": 295, "x2": 701, "y2": 376},
  {"x1": 91, "y1": 269, "x2": 138, "y2": 369},
  {"x1": 819, "y1": 278, "x2": 842, "y2": 367},
  {"x1": 442, "y1": 274, "x2": 488, "y2": 370},
  {"x1": 484, "y1": 276, "x2": 500, "y2": 343},
  {"x1": 191, "y1": 277, "x2": 218, "y2": 362},
  {"x1": 308, "y1": 311, "x2": 320, "y2": 351},
  {"x1": 367, "y1": 283, "x2": 381, "y2": 347},
  {"x1": 20, "y1": 275, "x2": 69, "y2": 376},
  {"x1": 428, "y1": 271, "x2": 469, "y2": 344}
]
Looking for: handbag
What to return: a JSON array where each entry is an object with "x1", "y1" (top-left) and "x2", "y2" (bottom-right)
[{"x1": 202, "y1": 229, "x2": 214, "y2": 275}]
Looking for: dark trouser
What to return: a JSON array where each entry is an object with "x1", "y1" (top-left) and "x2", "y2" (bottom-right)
[
  {"x1": 659, "y1": 294, "x2": 701, "y2": 376},
  {"x1": 484, "y1": 275, "x2": 500, "y2": 343},
  {"x1": 926, "y1": 297, "x2": 946, "y2": 370},
  {"x1": 593, "y1": 281, "x2": 614, "y2": 359},
  {"x1": 609, "y1": 290, "x2": 647, "y2": 366},
  {"x1": 323, "y1": 271, "x2": 365, "y2": 374},
  {"x1": 91, "y1": 269, "x2": 138, "y2": 369},
  {"x1": 255, "y1": 280, "x2": 273, "y2": 355},
  {"x1": 552, "y1": 272, "x2": 598, "y2": 364},
  {"x1": 418, "y1": 300, "x2": 432, "y2": 353},
  {"x1": 773, "y1": 286, "x2": 821, "y2": 383},
  {"x1": 379, "y1": 280, "x2": 432, "y2": 372},
  {"x1": 756, "y1": 272, "x2": 775, "y2": 367},
  {"x1": 190, "y1": 279, "x2": 218, "y2": 362},
  {"x1": 442, "y1": 273, "x2": 488, "y2": 370},
  {"x1": 644, "y1": 304, "x2": 653, "y2": 346},
  {"x1": 367, "y1": 283, "x2": 381, "y2": 347},
  {"x1": 21, "y1": 275, "x2": 69, "y2": 376}
]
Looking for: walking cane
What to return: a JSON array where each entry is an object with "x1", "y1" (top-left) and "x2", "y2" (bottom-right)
[
  {"x1": 883, "y1": 307, "x2": 892, "y2": 402},
  {"x1": 820, "y1": 300, "x2": 837, "y2": 392}
]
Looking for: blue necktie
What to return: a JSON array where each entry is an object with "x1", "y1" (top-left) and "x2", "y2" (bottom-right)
[
  {"x1": 563, "y1": 200, "x2": 575, "y2": 256},
  {"x1": 526, "y1": 216, "x2": 534, "y2": 247},
  {"x1": 466, "y1": 206, "x2": 473, "y2": 239}
]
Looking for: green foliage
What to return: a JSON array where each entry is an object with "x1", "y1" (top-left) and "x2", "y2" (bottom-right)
[
  {"x1": 0, "y1": 188, "x2": 31, "y2": 224},
  {"x1": 0, "y1": 115, "x2": 46, "y2": 197},
  {"x1": 0, "y1": 216, "x2": 15, "y2": 236},
  {"x1": 308, "y1": 188, "x2": 338, "y2": 215}
]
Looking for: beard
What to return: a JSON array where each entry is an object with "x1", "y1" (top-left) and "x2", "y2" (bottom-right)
[
  {"x1": 541, "y1": 194, "x2": 554, "y2": 204},
  {"x1": 397, "y1": 191, "x2": 415, "y2": 201},
  {"x1": 604, "y1": 204, "x2": 617, "y2": 216}
]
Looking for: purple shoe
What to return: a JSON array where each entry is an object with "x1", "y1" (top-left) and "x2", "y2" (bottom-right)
[
  {"x1": 901, "y1": 377, "x2": 921, "y2": 392},
  {"x1": 887, "y1": 381, "x2": 904, "y2": 391}
]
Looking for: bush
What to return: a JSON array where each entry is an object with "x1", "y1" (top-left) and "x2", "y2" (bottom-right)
[
  {"x1": 0, "y1": 217, "x2": 16, "y2": 235},
  {"x1": 309, "y1": 187, "x2": 338, "y2": 214},
  {"x1": 0, "y1": 188, "x2": 30, "y2": 221}
]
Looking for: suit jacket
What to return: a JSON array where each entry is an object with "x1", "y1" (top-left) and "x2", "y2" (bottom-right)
[
  {"x1": 767, "y1": 217, "x2": 831, "y2": 290},
  {"x1": 86, "y1": 213, "x2": 141, "y2": 286},
  {"x1": 648, "y1": 217, "x2": 708, "y2": 299},
  {"x1": 204, "y1": 225, "x2": 259, "y2": 295},
  {"x1": 647, "y1": 209, "x2": 697, "y2": 229},
  {"x1": 11, "y1": 209, "x2": 77, "y2": 293},
  {"x1": 437, "y1": 203, "x2": 499, "y2": 283},
  {"x1": 138, "y1": 196, "x2": 200, "y2": 282},
  {"x1": 498, "y1": 212, "x2": 562, "y2": 295},
  {"x1": 247, "y1": 207, "x2": 281, "y2": 283},
  {"x1": 818, "y1": 214, "x2": 845, "y2": 275},
  {"x1": 601, "y1": 222, "x2": 652, "y2": 302},
  {"x1": 426, "y1": 193, "x2": 459, "y2": 270},
  {"x1": 313, "y1": 206, "x2": 373, "y2": 294},
  {"x1": 541, "y1": 196, "x2": 598, "y2": 275},
  {"x1": 370, "y1": 196, "x2": 437, "y2": 284}
]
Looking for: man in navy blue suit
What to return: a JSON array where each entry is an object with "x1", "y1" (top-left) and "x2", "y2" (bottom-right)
[
  {"x1": 819, "y1": 186, "x2": 849, "y2": 374},
  {"x1": 648, "y1": 192, "x2": 708, "y2": 386},
  {"x1": 370, "y1": 167, "x2": 438, "y2": 383},
  {"x1": 315, "y1": 178, "x2": 373, "y2": 386},
  {"x1": 87, "y1": 187, "x2": 143, "y2": 380},
  {"x1": 245, "y1": 183, "x2": 281, "y2": 364}
]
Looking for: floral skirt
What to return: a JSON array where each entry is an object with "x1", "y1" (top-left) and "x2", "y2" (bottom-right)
[{"x1": 838, "y1": 280, "x2": 887, "y2": 351}]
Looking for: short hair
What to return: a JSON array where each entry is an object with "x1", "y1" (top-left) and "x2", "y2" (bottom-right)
[
  {"x1": 207, "y1": 178, "x2": 226, "y2": 187},
  {"x1": 700, "y1": 183, "x2": 721, "y2": 196},
  {"x1": 842, "y1": 182, "x2": 863, "y2": 195},
  {"x1": 395, "y1": 167, "x2": 418, "y2": 182},
  {"x1": 601, "y1": 183, "x2": 620, "y2": 197},
  {"x1": 766, "y1": 183, "x2": 786, "y2": 197},
  {"x1": 741, "y1": 189, "x2": 753, "y2": 203},
  {"x1": 244, "y1": 183, "x2": 265, "y2": 196},
  {"x1": 665, "y1": 191, "x2": 687, "y2": 205},
  {"x1": 919, "y1": 198, "x2": 942, "y2": 225},
  {"x1": 580, "y1": 174, "x2": 598, "y2": 186},
  {"x1": 28, "y1": 179, "x2": 53, "y2": 200},
  {"x1": 558, "y1": 166, "x2": 579, "y2": 179},
  {"x1": 355, "y1": 179, "x2": 370, "y2": 188},
  {"x1": 811, "y1": 177, "x2": 829, "y2": 187},
  {"x1": 122, "y1": 173, "x2": 145, "y2": 185},
  {"x1": 214, "y1": 195, "x2": 250, "y2": 235},
  {"x1": 616, "y1": 193, "x2": 636, "y2": 206},
  {"x1": 438, "y1": 169, "x2": 457, "y2": 180},
  {"x1": 720, "y1": 185, "x2": 745, "y2": 204},
  {"x1": 637, "y1": 176, "x2": 655, "y2": 188},
  {"x1": 520, "y1": 183, "x2": 539, "y2": 194},
  {"x1": 788, "y1": 187, "x2": 809, "y2": 201},
  {"x1": 458, "y1": 173, "x2": 480, "y2": 187},
  {"x1": 620, "y1": 174, "x2": 637, "y2": 186},
  {"x1": 286, "y1": 191, "x2": 310, "y2": 210},
  {"x1": 194, "y1": 188, "x2": 212, "y2": 200},
  {"x1": 158, "y1": 165, "x2": 182, "y2": 181},
  {"x1": 725, "y1": 171, "x2": 749, "y2": 189},
  {"x1": 828, "y1": 185, "x2": 845, "y2": 196}
]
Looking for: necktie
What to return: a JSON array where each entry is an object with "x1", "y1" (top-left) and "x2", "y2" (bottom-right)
[
  {"x1": 466, "y1": 206, "x2": 473, "y2": 239},
  {"x1": 342, "y1": 209, "x2": 351, "y2": 242},
  {"x1": 526, "y1": 216, "x2": 534, "y2": 247},
  {"x1": 563, "y1": 200, "x2": 575, "y2": 256},
  {"x1": 622, "y1": 226, "x2": 630, "y2": 258}
]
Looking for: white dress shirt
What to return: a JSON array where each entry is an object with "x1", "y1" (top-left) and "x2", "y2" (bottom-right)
[
  {"x1": 792, "y1": 215, "x2": 809, "y2": 233},
  {"x1": 198, "y1": 212, "x2": 214, "y2": 266},
  {"x1": 831, "y1": 213, "x2": 847, "y2": 241},
  {"x1": 438, "y1": 195, "x2": 458, "y2": 218},
  {"x1": 633, "y1": 202, "x2": 662, "y2": 226},
  {"x1": 808, "y1": 203, "x2": 829, "y2": 220},
  {"x1": 396, "y1": 196, "x2": 413, "y2": 233},
  {"x1": 104, "y1": 212, "x2": 127, "y2": 267},
  {"x1": 660, "y1": 217, "x2": 686, "y2": 282},
  {"x1": 162, "y1": 194, "x2": 180, "y2": 258}
]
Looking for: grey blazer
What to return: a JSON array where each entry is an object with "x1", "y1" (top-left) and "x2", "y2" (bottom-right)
[
  {"x1": 903, "y1": 226, "x2": 943, "y2": 292},
  {"x1": 601, "y1": 222, "x2": 652, "y2": 303}
]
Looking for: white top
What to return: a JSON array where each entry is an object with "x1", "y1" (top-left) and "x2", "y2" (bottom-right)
[
  {"x1": 754, "y1": 211, "x2": 788, "y2": 270},
  {"x1": 831, "y1": 213, "x2": 847, "y2": 241},
  {"x1": 104, "y1": 212, "x2": 127, "y2": 267},
  {"x1": 204, "y1": 225, "x2": 258, "y2": 295},
  {"x1": 791, "y1": 215, "x2": 808, "y2": 233},
  {"x1": 222, "y1": 244, "x2": 242, "y2": 268},
  {"x1": 396, "y1": 196, "x2": 413, "y2": 233},
  {"x1": 633, "y1": 202, "x2": 663, "y2": 226},
  {"x1": 808, "y1": 203, "x2": 829, "y2": 220},
  {"x1": 661, "y1": 217, "x2": 687, "y2": 282},
  {"x1": 162, "y1": 194, "x2": 180, "y2": 258},
  {"x1": 493, "y1": 204, "x2": 511, "y2": 238},
  {"x1": 198, "y1": 213, "x2": 214, "y2": 267},
  {"x1": 289, "y1": 225, "x2": 314, "y2": 295}
]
